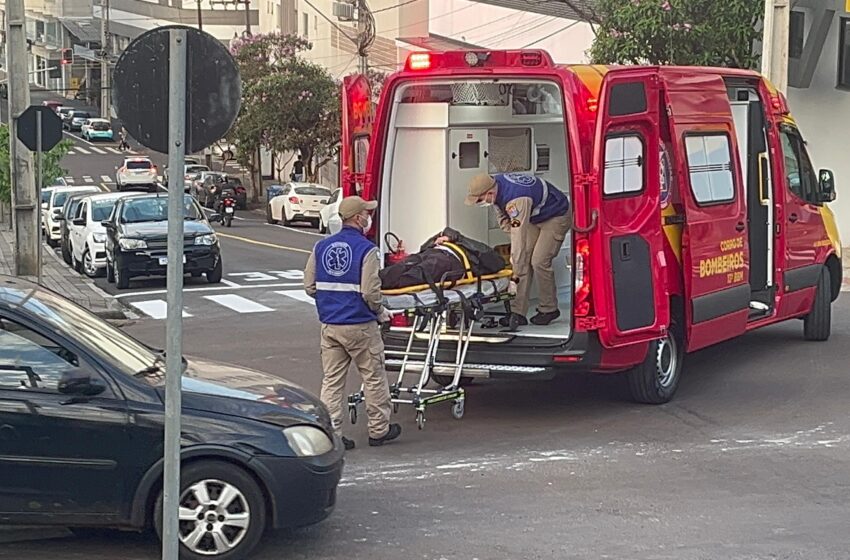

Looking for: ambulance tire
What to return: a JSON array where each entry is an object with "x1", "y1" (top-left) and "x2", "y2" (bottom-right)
[
  {"x1": 627, "y1": 320, "x2": 683, "y2": 405},
  {"x1": 803, "y1": 267, "x2": 831, "y2": 342}
]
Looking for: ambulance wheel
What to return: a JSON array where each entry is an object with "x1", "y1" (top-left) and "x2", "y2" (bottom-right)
[
  {"x1": 627, "y1": 321, "x2": 683, "y2": 405},
  {"x1": 803, "y1": 267, "x2": 831, "y2": 342},
  {"x1": 349, "y1": 407, "x2": 357, "y2": 425}
]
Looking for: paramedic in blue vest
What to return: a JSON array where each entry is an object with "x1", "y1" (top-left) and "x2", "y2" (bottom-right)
[
  {"x1": 466, "y1": 173, "x2": 571, "y2": 327},
  {"x1": 304, "y1": 196, "x2": 401, "y2": 450}
]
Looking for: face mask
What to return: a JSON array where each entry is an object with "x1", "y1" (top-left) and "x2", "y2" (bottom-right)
[
  {"x1": 361, "y1": 214, "x2": 373, "y2": 232},
  {"x1": 476, "y1": 201, "x2": 492, "y2": 208}
]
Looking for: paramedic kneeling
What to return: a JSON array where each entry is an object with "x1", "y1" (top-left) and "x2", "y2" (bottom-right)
[
  {"x1": 466, "y1": 173, "x2": 571, "y2": 327},
  {"x1": 304, "y1": 196, "x2": 402, "y2": 450}
]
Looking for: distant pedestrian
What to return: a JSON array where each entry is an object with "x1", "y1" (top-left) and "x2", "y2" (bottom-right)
[
  {"x1": 118, "y1": 127, "x2": 130, "y2": 152},
  {"x1": 304, "y1": 196, "x2": 401, "y2": 450},
  {"x1": 291, "y1": 155, "x2": 305, "y2": 182}
]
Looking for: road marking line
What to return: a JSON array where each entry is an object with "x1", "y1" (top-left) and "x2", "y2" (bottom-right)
[
  {"x1": 83, "y1": 176, "x2": 94, "y2": 183},
  {"x1": 89, "y1": 147, "x2": 107, "y2": 154},
  {"x1": 64, "y1": 130, "x2": 99, "y2": 147},
  {"x1": 129, "y1": 299, "x2": 192, "y2": 319},
  {"x1": 67, "y1": 150, "x2": 76, "y2": 155},
  {"x1": 75, "y1": 146, "x2": 91, "y2": 154},
  {"x1": 101, "y1": 175, "x2": 113, "y2": 182},
  {"x1": 215, "y1": 231, "x2": 312, "y2": 254},
  {"x1": 275, "y1": 290, "x2": 315, "y2": 306},
  {"x1": 112, "y1": 281, "x2": 302, "y2": 299},
  {"x1": 266, "y1": 223, "x2": 326, "y2": 238},
  {"x1": 203, "y1": 294, "x2": 274, "y2": 313},
  {"x1": 221, "y1": 279, "x2": 241, "y2": 288},
  {"x1": 106, "y1": 147, "x2": 122, "y2": 154},
  {"x1": 64, "y1": 176, "x2": 75, "y2": 183}
]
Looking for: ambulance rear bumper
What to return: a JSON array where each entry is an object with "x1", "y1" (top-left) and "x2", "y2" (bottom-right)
[{"x1": 382, "y1": 330, "x2": 600, "y2": 378}]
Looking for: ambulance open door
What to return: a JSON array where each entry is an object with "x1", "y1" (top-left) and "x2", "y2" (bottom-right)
[{"x1": 591, "y1": 70, "x2": 670, "y2": 348}]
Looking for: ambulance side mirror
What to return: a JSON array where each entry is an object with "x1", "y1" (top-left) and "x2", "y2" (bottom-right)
[{"x1": 818, "y1": 169, "x2": 836, "y2": 203}]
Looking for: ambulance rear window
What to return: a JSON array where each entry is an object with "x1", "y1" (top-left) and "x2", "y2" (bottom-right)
[{"x1": 397, "y1": 81, "x2": 562, "y2": 116}]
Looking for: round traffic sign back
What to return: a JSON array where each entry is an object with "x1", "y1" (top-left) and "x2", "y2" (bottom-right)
[{"x1": 112, "y1": 25, "x2": 241, "y2": 154}]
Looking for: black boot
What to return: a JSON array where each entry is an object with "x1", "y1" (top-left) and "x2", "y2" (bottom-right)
[
  {"x1": 368, "y1": 424, "x2": 402, "y2": 447},
  {"x1": 530, "y1": 309, "x2": 561, "y2": 326},
  {"x1": 342, "y1": 437, "x2": 356, "y2": 451},
  {"x1": 498, "y1": 313, "x2": 528, "y2": 327}
]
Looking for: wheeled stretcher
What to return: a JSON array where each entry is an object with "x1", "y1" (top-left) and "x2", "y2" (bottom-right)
[{"x1": 347, "y1": 244, "x2": 513, "y2": 430}]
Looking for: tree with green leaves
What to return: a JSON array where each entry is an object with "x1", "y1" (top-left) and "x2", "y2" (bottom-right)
[
  {"x1": 0, "y1": 124, "x2": 73, "y2": 204},
  {"x1": 590, "y1": 0, "x2": 763, "y2": 69}
]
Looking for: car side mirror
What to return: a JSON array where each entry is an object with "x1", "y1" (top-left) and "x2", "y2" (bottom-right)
[
  {"x1": 101, "y1": 220, "x2": 113, "y2": 229},
  {"x1": 819, "y1": 169, "x2": 836, "y2": 203},
  {"x1": 58, "y1": 373, "x2": 106, "y2": 397},
  {"x1": 73, "y1": 218, "x2": 86, "y2": 226}
]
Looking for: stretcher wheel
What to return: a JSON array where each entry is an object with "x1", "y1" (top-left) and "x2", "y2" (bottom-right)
[
  {"x1": 451, "y1": 400, "x2": 465, "y2": 420},
  {"x1": 416, "y1": 411, "x2": 425, "y2": 430},
  {"x1": 349, "y1": 407, "x2": 358, "y2": 425},
  {"x1": 393, "y1": 402, "x2": 399, "y2": 414}
]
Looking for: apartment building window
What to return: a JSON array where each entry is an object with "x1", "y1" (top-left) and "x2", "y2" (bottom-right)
[
  {"x1": 789, "y1": 11, "x2": 804, "y2": 59},
  {"x1": 303, "y1": 12, "x2": 309, "y2": 38},
  {"x1": 840, "y1": 18, "x2": 850, "y2": 89}
]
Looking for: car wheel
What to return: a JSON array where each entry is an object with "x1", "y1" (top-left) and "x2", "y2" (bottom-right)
[
  {"x1": 115, "y1": 258, "x2": 130, "y2": 289},
  {"x1": 626, "y1": 318, "x2": 683, "y2": 405},
  {"x1": 153, "y1": 461, "x2": 267, "y2": 560},
  {"x1": 106, "y1": 259, "x2": 115, "y2": 283},
  {"x1": 46, "y1": 237, "x2": 58, "y2": 248},
  {"x1": 318, "y1": 217, "x2": 327, "y2": 234},
  {"x1": 266, "y1": 204, "x2": 278, "y2": 225},
  {"x1": 61, "y1": 240, "x2": 72, "y2": 265},
  {"x1": 206, "y1": 259, "x2": 223, "y2": 284},
  {"x1": 803, "y1": 266, "x2": 831, "y2": 342},
  {"x1": 72, "y1": 249, "x2": 83, "y2": 274},
  {"x1": 82, "y1": 248, "x2": 99, "y2": 278}
]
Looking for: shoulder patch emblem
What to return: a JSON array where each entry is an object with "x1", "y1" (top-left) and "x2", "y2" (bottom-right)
[{"x1": 506, "y1": 203, "x2": 520, "y2": 219}]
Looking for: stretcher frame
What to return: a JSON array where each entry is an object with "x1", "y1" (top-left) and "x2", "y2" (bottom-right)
[{"x1": 347, "y1": 243, "x2": 513, "y2": 430}]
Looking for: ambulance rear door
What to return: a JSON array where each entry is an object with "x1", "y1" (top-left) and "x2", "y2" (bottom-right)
[
  {"x1": 340, "y1": 74, "x2": 374, "y2": 197},
  {"x1": 662, "y1": 71, "x2": 750, "y2": 351},
  {"x1": 591, "y1": 69, "x2": 670, "y2": 348}
]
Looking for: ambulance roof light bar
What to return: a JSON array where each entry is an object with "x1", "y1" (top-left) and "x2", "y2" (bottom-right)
[{"x1": 404, "y1": 49, "x2": 553, "y2": 72}]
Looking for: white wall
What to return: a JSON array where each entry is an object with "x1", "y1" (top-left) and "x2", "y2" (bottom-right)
[
  {"x1": 787, "y1": 8, "x2": 850, "y2": 244},
  {"x1": 429, "y1": 0, "x2": 594, "y2": 63}
]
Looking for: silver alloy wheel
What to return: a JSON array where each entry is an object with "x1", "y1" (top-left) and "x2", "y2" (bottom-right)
[
  {"x1": 83, "y1": 250, "x2": 97, "y2": 277},
  {"x1": 178, "y1": 479, "x2": 251, "y2": 556},
  {"x1": 655, "y1": 332, "x2": 678, "y2": 389}
]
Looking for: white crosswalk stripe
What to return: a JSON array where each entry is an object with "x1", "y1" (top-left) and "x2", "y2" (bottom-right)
[
  {"x1": 83, "y1": 176, "x2": 94, "y2": 183},
  {"x1": 203, "y1": 294, "x2": 275, "y2": 313},
  {"x1": 64, "y1": 176, "x2": 74, "y2": 183},
  {"x1": 129, "y1": 299, "x2": 192, "y2": 319},
  {"x1": 276, "y1": 290, "x2": 315, "y2": 306},
  {"x1": 101, "y1": 175, "x2": 113, "y2": 182},
  {"x1": 75, "y1": 146, "x2": 91, "y2": 155},
  {"x1": 106, "y1": 147, "x2": 122, "y2": 154},
  {"x1": 89, "y1": 146, "x2": 107, "y2": 154}
]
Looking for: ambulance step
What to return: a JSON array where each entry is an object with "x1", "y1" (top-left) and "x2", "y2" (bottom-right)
[{"x1": 385, "y1": 359, "x2": 547, "y2": 378}]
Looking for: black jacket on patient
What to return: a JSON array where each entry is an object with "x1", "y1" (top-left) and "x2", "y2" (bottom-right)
[{"x1": 380, "y1": 227, "x2": 506, "y2": 290}]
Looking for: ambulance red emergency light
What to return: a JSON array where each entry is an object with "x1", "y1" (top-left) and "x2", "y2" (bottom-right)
[{"x1": 340, "y1": 49, "x2": 842, "y2": 405}]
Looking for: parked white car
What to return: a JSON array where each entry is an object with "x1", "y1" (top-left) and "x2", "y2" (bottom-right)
[
  {"x1": 116, "y1": 157, "x2": 158, "y2": 190},
  {"x1": 45, "y1": 186, "x2": 100, "y2": 247},
  {"x1": 68, "y1": 192, "x2": 135, "y2": 277},
  {"x1": 267, "y1": 183, "x2": 332, "y2": 228},
  {"x1": 318, "y1": 188, "x2": 342, "y2": 234},
  {"x1": 41, "y1": 179, "x2": 68, "y2": 232}
]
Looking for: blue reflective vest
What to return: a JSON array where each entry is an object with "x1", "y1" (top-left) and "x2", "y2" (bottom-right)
[
  {"x1": 314, "y1": 226, "x2": 378, "y2": 325},
  {"x1": 493, "y1": 173, "x2": 569, "y2": 224}
]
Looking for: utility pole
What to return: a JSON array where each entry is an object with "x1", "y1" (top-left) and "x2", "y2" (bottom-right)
[
  {"x1": 244, "y1": 0, "x2": 251, "y2": 36},
  {"x1": 5, "y1": 0, "x2": 38, "y2": 277},
  {"x1": 100, "y1": 0, "x2": 111, "y2": 119},
  {"x1": 761, "y1": 0, "x2": 790, "y2": 94},
  {"x1": 357, "y1": 0, "x2": 367, "y2": 75},
  {"x1": 197, "y1": 0, "x2": 203, "y2": 31}
]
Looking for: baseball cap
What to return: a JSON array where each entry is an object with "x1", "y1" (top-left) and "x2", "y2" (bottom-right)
[
  {"x1": 338, "y1": 195, "x2": 378, "y2": 220},
  {"x1": 465, "y1": 174, "x2": 497, "y2": 206}
]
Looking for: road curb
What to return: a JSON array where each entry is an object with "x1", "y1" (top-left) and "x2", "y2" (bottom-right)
[{"x1": 0, "y1": 526, "x2": 71, "y2": 544}]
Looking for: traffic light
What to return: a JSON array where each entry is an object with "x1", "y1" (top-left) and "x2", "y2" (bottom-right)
[{"x1": 60, "y1": 48, "x2": 73, "y2": 65}]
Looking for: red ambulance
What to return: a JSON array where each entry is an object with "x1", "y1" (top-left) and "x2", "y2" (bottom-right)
[{"x1": 340, "y1": 49, "x2": 842, "y2": 404}]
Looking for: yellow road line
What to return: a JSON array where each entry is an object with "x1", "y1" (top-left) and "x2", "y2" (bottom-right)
[{"x1": 216, "y1": 231, "x2": 311, "y2": 254}]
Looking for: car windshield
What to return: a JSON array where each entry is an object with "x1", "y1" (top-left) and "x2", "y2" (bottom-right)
[
  {"x1": 187, "y1": 166, "x2": 208, "y2": 173},
  {"x1": 92, "y1": 122, "x2": 110, "y2": 131},
  {"x1": 73, "y1": 113, "x2": 91, "y2": 119},
  {"x1": 0, "y1": 284, "x2": 159, "y2": 378},
  {"x1": 53, "y1": 192, "x2": 70, "y2": 207},
  {"x1": 91, "y1": 199, "x2": 119, "y2": 221},
  {"x1": 294, "y1": 186, "x2": 331, "y2": 197},
  {"x1": 121, "y1": 195, "x2": 202, "y2": 223},
  {"x1": 127, "y1": 160, "x2": 152, "y2": 170},
  {"x1": 41, "y1": 190, "x2": 52, "y2": 204}
]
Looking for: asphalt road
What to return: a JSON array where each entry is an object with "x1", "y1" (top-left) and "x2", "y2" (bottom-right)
[{"x1": 7, "y1": 200, "x2": 850, "y2": 558}]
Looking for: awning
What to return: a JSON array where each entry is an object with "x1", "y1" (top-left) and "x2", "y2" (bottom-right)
[{"x1": 60, "y1": 18, "x2": 101, "y2": 44}]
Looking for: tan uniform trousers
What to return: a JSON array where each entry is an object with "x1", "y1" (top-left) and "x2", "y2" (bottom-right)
[
  {"x1": 320, "y1": 321, "x2": 392, "y2": 439},
  {"x1": 513, "y1": 213, "x2": 572, "y2": 316}
]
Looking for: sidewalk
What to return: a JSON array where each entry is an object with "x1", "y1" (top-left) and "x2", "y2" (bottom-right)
[{"x1": 0, "y1": 229, "x2": 127, "y2": 319}]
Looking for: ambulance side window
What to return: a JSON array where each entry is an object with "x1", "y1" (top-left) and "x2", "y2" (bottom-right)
[
  {"x1": 684, "y1": 133, "x2": 736, "y2": 205},
  {"x1": 779, "y1": 126, "x2": 819, "y2": 204},
  {"x1": 603, "y1": 134, "x2": 644, "y2": 196}
]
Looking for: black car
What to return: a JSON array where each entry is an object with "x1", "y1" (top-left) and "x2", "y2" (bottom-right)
[
  {"x1": 103, "y1": 194, "x2": 223, "y2": 289},
  {"x1": 0, "y1": 277, "x2": 344, "y2": 560},
  {"x1": 58, "y1": 193, "x2": 89, "y2": 265},
  {"x1": 65, "y1": 110, "x2": 92, "y2": 131}
]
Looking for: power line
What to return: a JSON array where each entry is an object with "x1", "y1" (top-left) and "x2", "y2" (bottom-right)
[
  {"x1": 301, "y1": 0, "x2": 358, "y2": 45},
  {"x1": 520, "y1": 19, "x2": 581, "y2": 48},
  {"x1": 372, "y1": 0, "x2": 422, "y2": 14}
]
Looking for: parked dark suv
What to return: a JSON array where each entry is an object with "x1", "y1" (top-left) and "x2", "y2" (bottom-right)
[{"x1": 103, "y1": 193, "x2": 223, "y2": 289}]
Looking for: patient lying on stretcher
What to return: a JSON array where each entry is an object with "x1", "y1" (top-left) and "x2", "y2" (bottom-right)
[{"x1": 380, "y1": 227, "x2": 507, "y2": 290}]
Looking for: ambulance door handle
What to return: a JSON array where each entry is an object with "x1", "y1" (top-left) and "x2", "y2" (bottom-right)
[
  {"x1": 788, "y1": 213, "x2": 799, "y2": 223},
  {"x1": 735, "y1": 222, "x2": 746, "y2": 232}
]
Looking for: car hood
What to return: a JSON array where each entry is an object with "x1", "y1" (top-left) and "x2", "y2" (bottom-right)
[
  {"x1": 161, "y1": 358, "x2": 332, "y2": 431},
  {"x1": 120, "y1": 220, "x2": 212, "y2": 238}
]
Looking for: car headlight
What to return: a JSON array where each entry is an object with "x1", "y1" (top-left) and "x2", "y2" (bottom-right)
[
  {"x1": 119, "y1": 238, "x2": 147, "y2": 250},
  {"x1": 283, "y1": 425, "x2": 334, "y2": 457},
  {"x1": 194, "y1": 233, "x2": 217, "y2": 246},
  {"x1": 92, "y1": 232, "x2": 106, "y2": 243}
]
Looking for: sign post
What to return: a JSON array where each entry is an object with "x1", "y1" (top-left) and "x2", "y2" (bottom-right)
[
  {"x1": 112, "y1": 25, "x2": 241, "y2": 559},
  {"x1": 35, "y1": 110, "x2": 42, "y2": 284}
]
